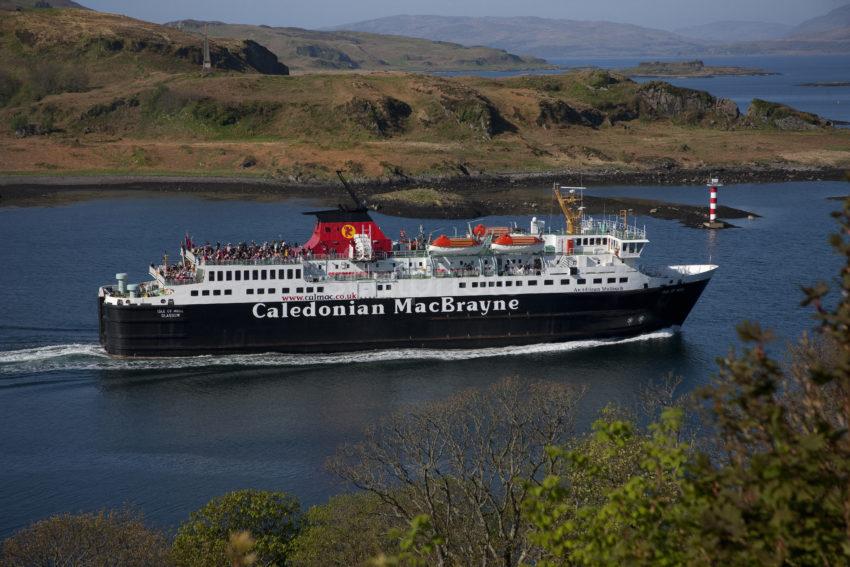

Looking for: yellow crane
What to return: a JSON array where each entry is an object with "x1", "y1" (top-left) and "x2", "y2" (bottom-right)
[{"x1": 553, "y1": 184, "x2": 585, "y2": 235}]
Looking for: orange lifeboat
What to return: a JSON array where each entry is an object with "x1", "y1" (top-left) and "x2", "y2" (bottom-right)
[
  {"x1": 428, "y1": 234, "x2": 484, "y2": 255},
  {"x1": 490, "y1": 234, "x2": 545, "y2": 254}
]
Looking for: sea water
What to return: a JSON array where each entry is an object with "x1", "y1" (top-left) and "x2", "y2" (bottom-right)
[{"x1": 0, "y1": 181, "x2": 846, "y2": 536}]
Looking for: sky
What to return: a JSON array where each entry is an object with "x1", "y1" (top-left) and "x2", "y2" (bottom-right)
[{"x1": 81, "y1": 0, "x2": 846, "y2": 31}]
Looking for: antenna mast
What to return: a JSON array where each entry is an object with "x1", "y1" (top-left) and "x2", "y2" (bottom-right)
[
  {"x1": 202, "y1": 24, "x2": 212, "y2": 72},
  {"x1": 553, "y1": 183, "x2": 585, "y2": 235}
]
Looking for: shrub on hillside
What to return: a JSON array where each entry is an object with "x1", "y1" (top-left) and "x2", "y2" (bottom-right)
[
  {"x1": 26, "y1": 61, "x2": 89, "y2": 100},
  {"x1": 171, "y1": 489, "x2": 302, "y2": 567},
  {"x1": 1, "y1": 510, "x2": 171, "y2": 567},
  {"x1": 290, "y1": 492, "x2": 399, "y2": 567},
  {"x1": 0, "y1": 70, "x2": 21, "y2": 107}
]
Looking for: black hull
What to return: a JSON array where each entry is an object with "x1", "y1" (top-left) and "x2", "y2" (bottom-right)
[{"x1": 99, "y1": 280, "x2": 709, "y2": 356}]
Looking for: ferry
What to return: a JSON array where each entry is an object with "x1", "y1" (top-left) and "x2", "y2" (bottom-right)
[{"x1": 98, "y1": 181, "x2": 717, "y2": 356}]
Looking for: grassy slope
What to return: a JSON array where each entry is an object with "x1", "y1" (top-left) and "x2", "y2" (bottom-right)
[
  {"x1": 168, "y1": 20, "x2": 551, "y2": 73},
  {"x1": 0, "y1": 10, "x2": 848, "y2": 180}
]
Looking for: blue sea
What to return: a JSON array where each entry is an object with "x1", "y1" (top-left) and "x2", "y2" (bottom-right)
[{"x1": 1, "y1": 55, "x2": 849, "y2": 538}]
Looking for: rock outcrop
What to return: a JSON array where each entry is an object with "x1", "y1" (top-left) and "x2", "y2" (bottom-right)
[
  {"x1": 536, "y1": 99, "x2": 604, "y2": 128},
  {"x1": 435, "y1": 83, "x2": 515, "y2": 138},
  {"x1": 342, "y1": 96, "x2": 412, "y2": 137},
  {"x1": 744, "y1": 99, "x2": 832, "y2": 130},
  {"x1": 636, "y1": 81, "x2": 739, "y2": 125}
]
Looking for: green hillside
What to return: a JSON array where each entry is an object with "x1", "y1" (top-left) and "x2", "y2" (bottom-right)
[
  {"x1": 0, "y1": 8, "x2": 288, "y2": 109},
  {"x1": 167, "y1": 20, "x2": 551, "y2": 73},
  {"x1": 0, "y1": 7, "x2": 847, "y2": 183}
]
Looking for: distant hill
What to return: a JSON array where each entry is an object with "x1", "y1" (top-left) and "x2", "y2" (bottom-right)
[
  {"x1": 334, "y1": 15, "x2": 705, "y2": 58},
  {"x1": 0, "y1": 0, "x2": 85, "y2": 8},
  {"x1": 787, "y1": 3, "x2": 850, "y2": 37},
  {"x1": 674, "y1": 21, "x2": 792, "y2": 43},
  {"x1": 720, "y1": 4, "x2": 850, "y2": 54},
  {"x1": 167, "y1": 20, "x2": 550, "y2": 72}
]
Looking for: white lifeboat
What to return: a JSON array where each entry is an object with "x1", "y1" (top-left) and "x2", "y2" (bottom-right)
[
  {"x1": 428, "y1": 234, "x2": 484, "y2": 255},
  {"x1": 489, "y1": 234, "x2": 545, "y2": 254}
]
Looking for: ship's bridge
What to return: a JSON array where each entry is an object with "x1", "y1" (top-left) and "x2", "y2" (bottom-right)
[{"x1": 540, "y1": 216, "x2": 648, "y2": 259}]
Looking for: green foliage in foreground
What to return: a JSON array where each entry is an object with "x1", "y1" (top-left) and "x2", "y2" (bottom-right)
[
  {"x1": 289, "y1": 492, "x2": 398, "y2": 567},
  {"x1": 1, "y1": 510, "x2": 171, "y2": 566},
  {"x1": 171, "y1": 489, "x2": 302, "y2": 567}
]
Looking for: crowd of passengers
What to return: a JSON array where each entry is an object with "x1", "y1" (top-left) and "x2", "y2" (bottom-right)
[
  {"x1": 154, "y1": 263, "x2": 196, "y2": 282},
  {"x1": 189, "y1": 241, "x2": 302, "y2": 263}
]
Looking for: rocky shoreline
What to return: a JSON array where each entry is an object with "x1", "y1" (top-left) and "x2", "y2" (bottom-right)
[{"x1": 1, "y1": 163, "x2": 845, "y2": 225}]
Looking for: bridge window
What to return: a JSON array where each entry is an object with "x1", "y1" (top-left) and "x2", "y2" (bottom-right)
[
  {"x1": 235, "y1": 271, "x2": 241, "y2": 281},
  {"x1": 287, "y1": 269, "x2": 293, "y2": 279},
  {"x1": 279, "y1": 269, "x2": 286, "y2": 279},
  {"x1": 209, "y1": 271, "x2": 216, "y2": 282},
  {"x1": 243, "y1": 270, "x2": 249, "y2": 280},
  {"x1": 261, "y1": 270, "x2": 267, "y2": 280},
  {"x1": 252, "y1": 269, "x2": 258, "y2": 280},
  {"x1": 270, "y1": 271, "x2": 276, "y2": 280},
  {"x1": 226, "y1": 271, "x2": 232, "y2": 281},
  {"x1": 295, "y1": 269, "x2": 302, "y2": 279}
]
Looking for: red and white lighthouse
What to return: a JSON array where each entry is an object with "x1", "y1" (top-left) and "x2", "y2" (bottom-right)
[{"x1": 705, "y1": 178, "x2": 723, "y2": 228}]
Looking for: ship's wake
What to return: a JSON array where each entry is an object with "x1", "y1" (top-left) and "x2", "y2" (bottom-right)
[{"x1": 0, "y1": 330, "x2": 677, "y2": 376}]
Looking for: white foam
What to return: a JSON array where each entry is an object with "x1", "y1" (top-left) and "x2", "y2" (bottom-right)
[{"x1": 0, "y1": 330, "x2": 676, "y2": 375}]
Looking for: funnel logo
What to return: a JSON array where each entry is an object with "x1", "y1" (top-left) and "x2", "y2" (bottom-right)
[{"x1": 341, "y1": 224, "x2": 357, "y2": 239}]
